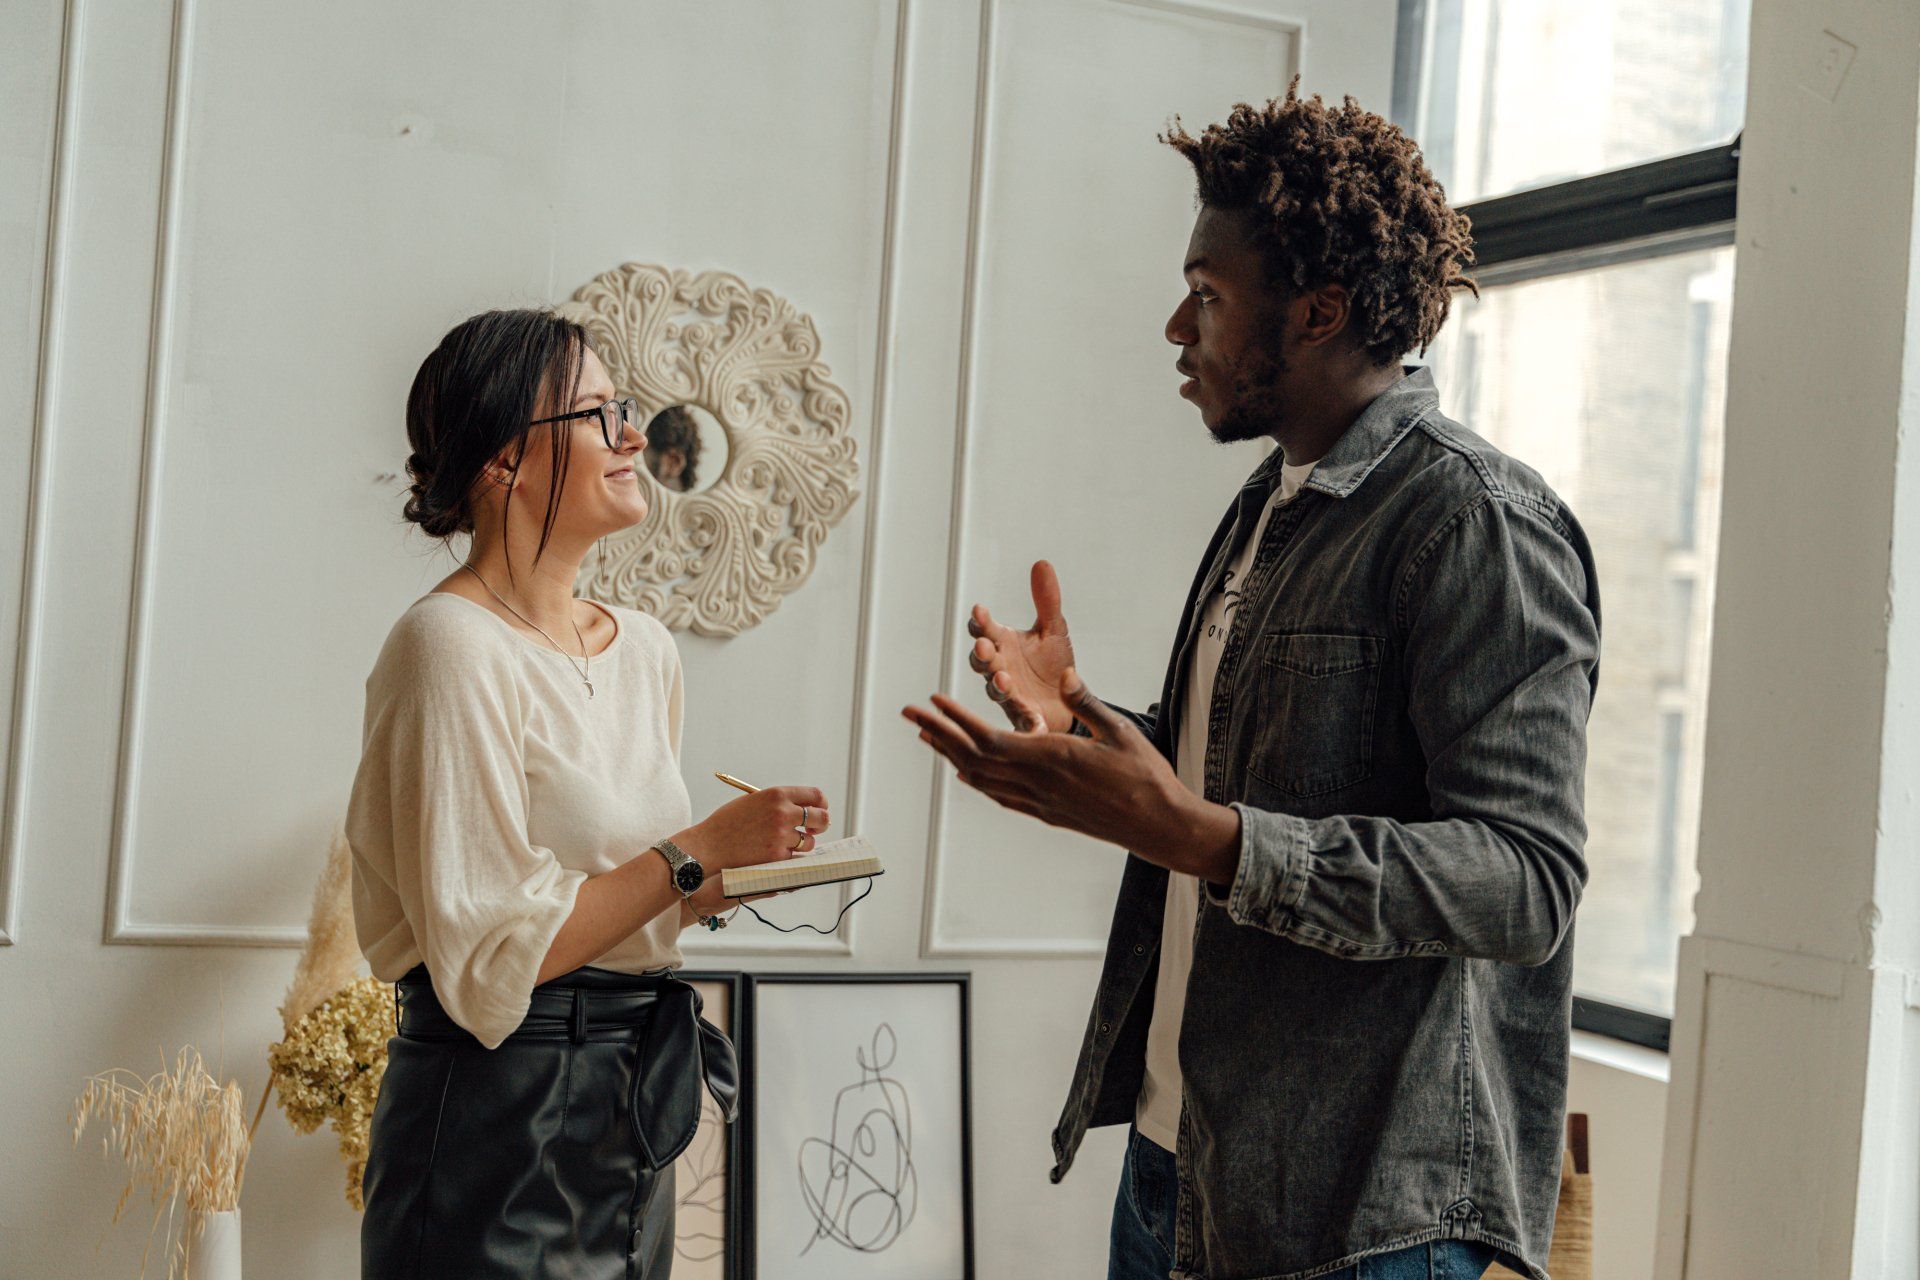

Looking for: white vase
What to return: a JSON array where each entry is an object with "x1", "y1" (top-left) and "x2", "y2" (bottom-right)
[{"x1": 188, "y1": 1208, "x2": 242, "y2": 1280}]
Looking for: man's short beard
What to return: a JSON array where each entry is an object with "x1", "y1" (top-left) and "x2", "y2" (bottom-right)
[{"x1": 1207, "y1": 334, "x2": 1290, "y2": 445}]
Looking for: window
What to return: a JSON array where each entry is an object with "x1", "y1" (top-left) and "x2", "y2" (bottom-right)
[
  {"x1": 1396, "y1": 0, "x2": 1749, "y2": 205},
  {"x1": 1396, "y1": 0, "x2": 1748, "y2": 1048}
]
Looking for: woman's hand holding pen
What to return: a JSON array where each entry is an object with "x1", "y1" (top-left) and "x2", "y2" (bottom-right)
[{"x1": 671, "y1": 784, "x2": 831, "y2": 916}]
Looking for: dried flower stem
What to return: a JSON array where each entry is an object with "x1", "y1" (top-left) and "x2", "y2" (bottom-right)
[
  {"x1": 246, "y1": 1076, "x2": 271, "y2": 1144},
  {"x1": 71, "y1": 1046, "x2": 252, "y2": 1280}
]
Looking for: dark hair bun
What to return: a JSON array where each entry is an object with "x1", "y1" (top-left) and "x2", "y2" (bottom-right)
[{"x1": 401, "y1": 452, "x2": 470, "y2": 538}]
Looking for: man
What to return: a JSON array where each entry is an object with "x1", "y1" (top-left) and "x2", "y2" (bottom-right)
[{"x1": 903, "y1": 85, "x2": 1599, "y2": 1280}]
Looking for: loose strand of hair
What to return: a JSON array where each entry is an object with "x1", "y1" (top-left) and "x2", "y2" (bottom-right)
[
  {"x1": 530, "y1": 323, "x2": 586, "y2": 574},
  {"x1": 499, "y1": 433, "x2": 528, "y2": 589}
]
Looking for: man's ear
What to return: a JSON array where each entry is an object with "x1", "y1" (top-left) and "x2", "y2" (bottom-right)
[{"x1": 1292, "y1": 284, "x2": 1353, "y2": 349}]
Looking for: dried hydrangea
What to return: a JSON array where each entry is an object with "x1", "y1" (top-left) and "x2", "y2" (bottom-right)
[{"x1": 267, "y1": 976, "x2": 395, "y2": 1210}]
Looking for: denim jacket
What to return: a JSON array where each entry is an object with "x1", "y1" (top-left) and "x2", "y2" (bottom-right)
[{"x1": 1049, "y1": 367, "x2": 1601, "y2": 1280}]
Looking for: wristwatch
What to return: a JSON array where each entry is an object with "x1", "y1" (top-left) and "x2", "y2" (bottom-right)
[{"x1": 650, "y1": 838, "x2": 705, "y2": 898}]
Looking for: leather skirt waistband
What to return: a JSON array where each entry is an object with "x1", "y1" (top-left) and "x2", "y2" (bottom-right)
[{"x1": 391, "y1": 963, "x2": 739, "y2": 1172}]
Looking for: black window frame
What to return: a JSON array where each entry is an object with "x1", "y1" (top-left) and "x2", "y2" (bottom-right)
[{"x1": 1394, "y1": 0, "x2": 1741, "y2": 1055}]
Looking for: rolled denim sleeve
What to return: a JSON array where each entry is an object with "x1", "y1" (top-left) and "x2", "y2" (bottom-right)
[{"x1": 1209, "y1": 493, "x2": 1599, "y2": 966}]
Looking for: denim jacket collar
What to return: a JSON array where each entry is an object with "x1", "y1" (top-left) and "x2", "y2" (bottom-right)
[{"x1": 1246, "y1": 365, "x2": 1439, "y2": 499}]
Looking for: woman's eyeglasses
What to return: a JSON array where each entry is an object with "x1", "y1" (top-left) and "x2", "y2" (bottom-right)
[{"x1": 530, "y1": 395, "x2": 640, "y2": 451}]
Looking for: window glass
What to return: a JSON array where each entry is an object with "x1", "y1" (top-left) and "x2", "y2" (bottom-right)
[
  {"x1": 1420, "y1": 244, "x2": 1734, "y2": 1013},
  {"x1": 1412, "y1": 0, "x2": 1749, "y2": 204}
]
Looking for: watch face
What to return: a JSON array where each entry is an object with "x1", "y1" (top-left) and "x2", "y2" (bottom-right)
[{"x1": 674, "y1": 859, "x2": 705, "y2": 895}]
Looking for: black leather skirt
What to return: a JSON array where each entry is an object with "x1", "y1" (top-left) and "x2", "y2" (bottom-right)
[{"x1": 361, "y1": 963, "x2": 739, "y2": 1280}]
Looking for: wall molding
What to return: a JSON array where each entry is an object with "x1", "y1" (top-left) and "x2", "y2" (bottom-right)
[
  {"x1": 918, "y1": 0, "x2": 1302, "y2": 959},
  {"x1": 564, "y1": 263, "x2": 862, "y2": 638},
  {"x1": 104, "y1": 0, "x2": 913, "y2": 955},
  {"x1": 111, "y1": 921, "x2": 309, "y2": 948},
  {"x1": 1, "y1": 0, "x2": 87, "y2": 947},
  {"x1": 1107, "y1": 0, "x2": 1307, "y2": 37},
  {"x1": 1683, "y1": 933, "x2": 1851, "y2": 999},
  {"x1": 101, "y1": 0, "x2": 202, "y2": 945},
  {"x1": 688, "y1": 0, "x2": 913, "y2": 960}
]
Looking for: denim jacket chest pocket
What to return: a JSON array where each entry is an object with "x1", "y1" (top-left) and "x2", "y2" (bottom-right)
[{"x1": 1242, "y1": 631, "x2": 1386, "y2": 800}]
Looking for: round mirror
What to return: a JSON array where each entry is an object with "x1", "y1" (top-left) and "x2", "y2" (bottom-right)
[
  {"x1": 642, "y1": 404, "x2": 729, "y2": 495},
  {"x1": 562, "y1": 262, "x2": 861, "y2": 635}
]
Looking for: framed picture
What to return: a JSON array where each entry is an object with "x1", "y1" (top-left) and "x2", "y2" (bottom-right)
[
  {"x1": 676, "y1": 971, "x2": 747, "y2": 1280},
  {"x1": 744, "y1": 973, "x2": 974, "y2": 1280}
]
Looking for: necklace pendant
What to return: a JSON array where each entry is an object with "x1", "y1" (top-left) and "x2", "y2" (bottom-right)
[{"x1": 585, "y1": 680, "x2": 595, "y2": 698}]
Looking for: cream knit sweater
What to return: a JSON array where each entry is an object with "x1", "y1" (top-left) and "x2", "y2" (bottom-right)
[{"x1": 346, "y1": 591, "x2": 689, "y2": 1048}]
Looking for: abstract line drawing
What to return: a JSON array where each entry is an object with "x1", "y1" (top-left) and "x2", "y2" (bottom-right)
[
  {"x1": 674, "y1": 1089, "x2": 727, "y2": 1264},
  {"x1": 673, "y1": 974, "x2": 738, "y2": 1279},
  {"x1": 795, "y1": 1023, "x2": 918, "y2": 1257}
]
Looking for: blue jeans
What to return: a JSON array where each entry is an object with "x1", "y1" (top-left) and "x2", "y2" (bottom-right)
[{"x1": 1109, "y1": 1127, "x2": 1500, "y2": 1280}]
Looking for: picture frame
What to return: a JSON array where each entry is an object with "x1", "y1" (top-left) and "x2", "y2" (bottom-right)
[
  {"x1": 742, "y1": 973, "x2": 975, "y2": 1280},
  {"x1": 675, "y1": 970, "x2": 749, "y2": 1280}
]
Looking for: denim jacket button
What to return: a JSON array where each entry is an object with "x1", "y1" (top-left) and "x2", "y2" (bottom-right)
[
  {"x1": 1132, "y1": 943, "x2": 1146, "y2": 955},
  {"x1": 1100, "y1": 1020, "x2": 1113, "y2": 1035}
]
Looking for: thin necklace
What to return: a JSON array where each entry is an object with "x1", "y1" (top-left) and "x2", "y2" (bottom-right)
[{"x1": 458, "y1": 562, "x2": 594, "y2": 698}]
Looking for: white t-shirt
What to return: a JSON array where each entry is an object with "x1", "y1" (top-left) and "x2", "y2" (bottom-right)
[
  {"x1": 1135, "y1": 458, "x2": 1316, "y2": 1152},
  {"x1": 345, "y1": 591, "x2": 692, "y2": 1049}
]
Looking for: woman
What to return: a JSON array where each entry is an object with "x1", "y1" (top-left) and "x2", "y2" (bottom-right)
[{"x1": 347, "y1": 308, "x2": 823, "y2": 1278}]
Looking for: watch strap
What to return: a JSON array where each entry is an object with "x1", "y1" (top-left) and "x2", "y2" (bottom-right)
[{"x1": 650, "y1": 838, "x2": 701, "y2": 897}]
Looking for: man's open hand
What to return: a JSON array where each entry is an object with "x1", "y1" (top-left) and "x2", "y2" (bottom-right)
[
  {"x1": 967, "y1": 561, "x2": 1079, "y2": 733},
  {"x1": 901, "y1": 668, "x2": 1241, "y2": 883}
]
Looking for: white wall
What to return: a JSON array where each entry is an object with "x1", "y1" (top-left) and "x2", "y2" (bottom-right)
[
  {"x1": 1569, "y1": 1037, "x2": 1669, "y2": 1280},
  {"x1": 0, "y1": 2, "x2": 1422, "y2": 1277}
]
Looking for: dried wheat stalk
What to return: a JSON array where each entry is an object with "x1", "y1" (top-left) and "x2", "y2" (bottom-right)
[
  {"x1": 71, "y1": 1045, "x2": 251, "y2": 1280},
  {"x1": 280, "y1": 820, "x2": 364, "y2": 1030}
]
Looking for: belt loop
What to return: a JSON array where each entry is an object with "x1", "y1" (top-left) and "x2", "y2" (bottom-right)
[{"x1": 570, "y1": 988, "x2": 587, "y2": 1045}]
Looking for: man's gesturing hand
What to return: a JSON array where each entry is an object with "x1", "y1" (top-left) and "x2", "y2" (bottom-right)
[
  {"x1": 967, "y1": 561, "x2": 1078, "y2": 734},
  {"x1": 901, "y1": 669, "x2": 1242, "y2": 884}
]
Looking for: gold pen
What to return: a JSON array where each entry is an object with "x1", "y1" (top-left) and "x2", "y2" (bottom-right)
[{"x1": 714, "y1": 772, "x2": 760, "y2": 794}]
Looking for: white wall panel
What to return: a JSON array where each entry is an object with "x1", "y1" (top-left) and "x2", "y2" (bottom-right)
[
  {"x1": 923, "y1": 0, "x2": 1299, "y2": 956},
  {"x1": 106, "y1": 0, "x2": 578, "y2": 942},
  {"x1": 548, "y1": 0, "x2": 910, "y2": 957},
  {"x1": 1567, "y1": 1040, "x2": 1668, "y2": 1280},
  {"x1": 1655, "y1": 935, "x2": 1871, "y2": 1278},
  {"x1": 106, "y1": 0, "x2": 905, "y2": 948},
  {"x1": 0, "y1": 0, "x2": 76, "y2": 944}
]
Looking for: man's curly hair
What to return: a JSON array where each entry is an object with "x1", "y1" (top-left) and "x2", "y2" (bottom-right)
[{"x1": 1163, "y1": 80, "x2": 1476, "y2": 364}]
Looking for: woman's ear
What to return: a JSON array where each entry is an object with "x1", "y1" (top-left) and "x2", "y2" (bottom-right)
[{"x1": 479, "y1": 456, "x2": 518, "y2": 491}]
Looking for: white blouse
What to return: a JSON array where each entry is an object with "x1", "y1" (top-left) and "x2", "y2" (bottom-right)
[{"x1": 346, "y1": 591, "x2": 691, "y2": 1048}]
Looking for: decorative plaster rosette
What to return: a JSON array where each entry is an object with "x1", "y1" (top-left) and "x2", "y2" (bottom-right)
[{"x1": 559, "y1": 263, "x2": 860, "y2": 636}]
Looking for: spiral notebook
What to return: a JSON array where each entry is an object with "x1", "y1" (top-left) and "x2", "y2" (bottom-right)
[{"x1": 720, "y1": 836, "x2": 884, "y2": 899}]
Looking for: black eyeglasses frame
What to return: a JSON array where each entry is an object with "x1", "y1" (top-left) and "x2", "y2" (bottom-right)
[{"x1": 529, "y1": 395, "x2": 641, "y2": 451}]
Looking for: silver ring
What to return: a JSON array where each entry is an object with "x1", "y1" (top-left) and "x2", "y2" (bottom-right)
[{"x1": 798, "y1": 805, "x2": 810, "y2": 833}]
